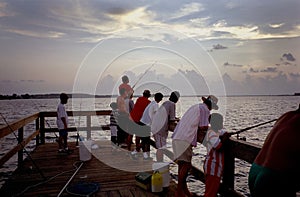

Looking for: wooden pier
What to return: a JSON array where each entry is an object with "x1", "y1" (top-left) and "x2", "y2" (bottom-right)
[
  {"x1": 0, "y1": 110, "x2": 280, "y2": 196},
  {"x1": 0, "y1": 141, "x2": 178, "y2": 196}
]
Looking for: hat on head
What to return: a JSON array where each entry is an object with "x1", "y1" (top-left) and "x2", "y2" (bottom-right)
[{"x1": 202, "y1": 95, "x2": 219, "y2": 110}]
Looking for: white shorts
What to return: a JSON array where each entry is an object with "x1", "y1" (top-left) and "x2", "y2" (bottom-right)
[{"x1": 172, "y1": 139, "x2": 192, "y2": 162}]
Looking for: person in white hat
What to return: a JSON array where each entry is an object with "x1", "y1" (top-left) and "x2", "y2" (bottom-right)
[{"x1": 171, "y1": 95, "x2": 219, "y2": 197}]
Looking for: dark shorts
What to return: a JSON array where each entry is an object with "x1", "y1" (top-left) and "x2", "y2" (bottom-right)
[
  {"x1": 249, "y1": 163, "x2": 299, "y2": 197},
  {"x1": 59, "y1": 129, "x2": 68, "y2": 137},
  {"x1": 130, "y1": 121, "x2": 151, "y2": 137}
]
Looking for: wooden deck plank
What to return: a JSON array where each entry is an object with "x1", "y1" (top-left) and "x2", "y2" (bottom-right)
[{"x1": 0, "y1": 141, "x2": 177, "y2": 197}]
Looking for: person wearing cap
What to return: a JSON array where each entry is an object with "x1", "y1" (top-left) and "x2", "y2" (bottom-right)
[
  {"x1": 171, "y1": 95, "x2": 219, "y2": 197},
  {"x1": 151, "y1": 91, "x2": 180, "y2": 162},
  {"x1": 129, "y1": 90, "x2": 151, "y2": 156},
  {"x1": 56, "y1": 93, "x2": 70, "y2": 153}
]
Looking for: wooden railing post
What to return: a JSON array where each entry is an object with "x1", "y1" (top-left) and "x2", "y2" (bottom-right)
[
  {"x1": 87, "y1": 115, "x2": 91, "y2": 140},
  {"x1": 40, "y1": 114, "x2": 45, "y2": 144},
  {"x1": 222, "y1": 140, "x2": 235, "y2": 196},
  {"x1": 36, "y1": 117, "x2": 40, "y2": 146},
  {"x1": 18, "y1": 127, "x2": 24, "y2": 168}
]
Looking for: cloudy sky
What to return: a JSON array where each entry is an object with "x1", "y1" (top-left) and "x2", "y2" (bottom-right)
[{"x1": 0, "y1": 0, "x2": 299, "y2": 96}]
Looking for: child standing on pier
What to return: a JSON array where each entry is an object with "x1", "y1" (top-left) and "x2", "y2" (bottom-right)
[
  {"x1": 109, "y1": 102, "x2": 119, "y2": 146},
  {"x1": 56, "y1": 93, "x2": 69, "y2": 153},
  {"x1": 203, "y1": 113, "x2": 230, "y2": 197}
]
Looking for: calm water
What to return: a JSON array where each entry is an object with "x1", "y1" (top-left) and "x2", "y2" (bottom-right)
[{"x1": 0, "y1": 96, "x2": 299, "y2": 195}]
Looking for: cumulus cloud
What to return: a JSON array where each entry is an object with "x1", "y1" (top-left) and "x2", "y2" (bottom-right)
[
  {"x1": 260, "y1": 67, "x2": 277, "y2": 73},
  {"x1": 276, "y1": 53, "x2": 297, "y2": 67},
  {"x1": 281, "y1": 53, "x2": 296, "y2": 62},
  {"x1": 1, "y1": 0, "x2": 299, "y2": 42},
  {"x1": 249, "y1": 68, "x2": 259, "y2": 73},
  {"x1": 213, "y1": 44, "x2": 228, "y2": 50},
  {"x1": 223, "y1": 62, "x2": 243, "y2": 67},
  {"x1": 289, "y1": 72, "x2": 300, "y2": 78},
  {"x1": 269, "y1": 23, "x2": 284, "y2": 28},
  {"x1": 170, "y1": 2, "x2": 204, "y2": 20},
  {"x1": 247, "y1": 67, "x2": 278, "y2": 73}
]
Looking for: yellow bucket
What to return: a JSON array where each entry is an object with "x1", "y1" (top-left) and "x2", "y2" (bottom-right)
[{"x1": 151, "y1": 171, "x2": 163, "y2": 192}]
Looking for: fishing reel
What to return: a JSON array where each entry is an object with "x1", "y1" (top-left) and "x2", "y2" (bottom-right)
[{"x1": 236, "y1": 134, "x2": 246, "y2": 141}]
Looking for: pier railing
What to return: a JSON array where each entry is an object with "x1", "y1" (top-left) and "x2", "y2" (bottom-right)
[{"x1": 0, "y1": 110, "x2": 262, "y2": 197}]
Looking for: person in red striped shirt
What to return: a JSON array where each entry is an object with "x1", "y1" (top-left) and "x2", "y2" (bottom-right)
[{"x1": 203, "y1": 113, "x2": 230, "y2": 197}]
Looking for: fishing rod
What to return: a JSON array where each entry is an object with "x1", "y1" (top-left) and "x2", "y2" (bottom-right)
[
  {"x1": 75, "y1": 101, "x2": 82, "y2": 147},
  {"x1": 57, "y1": 161, "x2": 84, "y2": 197},
  {"x1": 230, "y1": 118, "x2": 278, "y2": 136},
  {"x1": 29, "y1": 100, "x2": 59, "y2": 139},
  {"x1": 0, "y1": 113, "x2": 46, "y2": 180},
  {"x1": 132, "y1": 61, "x2": 157, "y2": 89}
]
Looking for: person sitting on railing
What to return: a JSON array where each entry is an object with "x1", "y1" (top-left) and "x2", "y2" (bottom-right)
[
  {"x1": 171, "y1": 95, "x2": 219, "y2": 197},
  {"x1": 119, "y1": 75, "x2": 134, "y2": 97},
  {"x1": 203, "y1": 113, "x2": 230, "y2": 197},
  {"x1": 56, "y1": 93, "x2": 70, "y2": 153},
  {"x1": 248, "y1": 105, "x2": 300, "y2": 197}
]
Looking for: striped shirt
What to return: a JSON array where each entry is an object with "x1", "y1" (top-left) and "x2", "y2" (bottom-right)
[
  {"x1": 172, "y1": 103, "x2": 210, "y2": 147},
  {"x1": 110, "y1": 110, "x2": 119, "y2": 126},
  {"x1": 203, "y1": 129, "x2": 226, "y2": 177}
]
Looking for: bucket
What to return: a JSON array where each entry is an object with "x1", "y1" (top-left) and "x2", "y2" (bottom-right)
[
  {"x1": 151, "y1": 171, "x2": 163, "y2": 192},
  {"x1": 152, "y1": 162, "x2": 170, "y2": 187},
  {"x1": 79, "y1": 140, "x2": 92, "y2": 161}
]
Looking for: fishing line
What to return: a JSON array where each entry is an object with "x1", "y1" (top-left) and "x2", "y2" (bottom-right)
[
  {"x1": 29, "y1": 100, "x2": 59, "y2": 139},
  {"x1": 0, "y1": 113, "x2": 46, "y2": 180},
  {"x1": 132, "y1": 61, "x2": 157, "y2": 89},
  {"x1": 13, "y1": 161, "x2": 83, "y2": 197}
]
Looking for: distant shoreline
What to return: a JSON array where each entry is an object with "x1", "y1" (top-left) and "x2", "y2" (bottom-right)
[{"x1": 0, "y1": 93, "x2": 299, "y2": 100}]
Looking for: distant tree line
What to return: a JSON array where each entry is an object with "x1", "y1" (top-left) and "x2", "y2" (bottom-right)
[
  {"x1": 0, "y1": 93, "x2": 35, "y2": 100},
  {"x1": 0, "y1": 93, "x2": 116, "y2": 100}
]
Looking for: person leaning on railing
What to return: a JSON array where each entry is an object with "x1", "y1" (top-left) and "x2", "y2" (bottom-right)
[{"x1": 248, "y1": 104, "x2": 300, "y2": 197}]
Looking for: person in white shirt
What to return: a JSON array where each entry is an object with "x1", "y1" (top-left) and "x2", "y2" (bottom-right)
[
  {"x1": 140, "y1": 92, "x2": 164, "y2": 126},
  {"x1": 172, "y1": 95, "x2": 219, "y2": 197},
  {"x1": 137, "y1": 92, "x2": 163, "y2": 160},
  {"x1": 56, "y1": 93, "x2": 69, "y2": 153},
  {"x1": 151, "y1": 91, "x2": 180, "y2": 162}
]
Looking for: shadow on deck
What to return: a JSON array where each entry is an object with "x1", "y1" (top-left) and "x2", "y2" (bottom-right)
[{"x1": 0, "y1": 141, "x2": 178, "y2": 197}]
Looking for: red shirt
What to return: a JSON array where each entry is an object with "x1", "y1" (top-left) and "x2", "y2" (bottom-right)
[
  {"x1": 119, "y1": 83, "x2": 133, "y2": 94},
  {"x1": 130, "y1": 97, "x2": 150, "y2": 122}
]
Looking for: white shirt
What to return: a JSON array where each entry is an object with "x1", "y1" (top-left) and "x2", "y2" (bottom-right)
[
  {"x1": 140, "y1": 100, "x2": 159, "y2": 125},
  {"x1": 56, "y1": 103, "x2": 68, "y2": 130},
  {"x1": 203, "y1": 129, "x2": 227, "y2": 153},
  {"x1": 172, "y1": 103, "x2": 210, "y2": 147}
]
